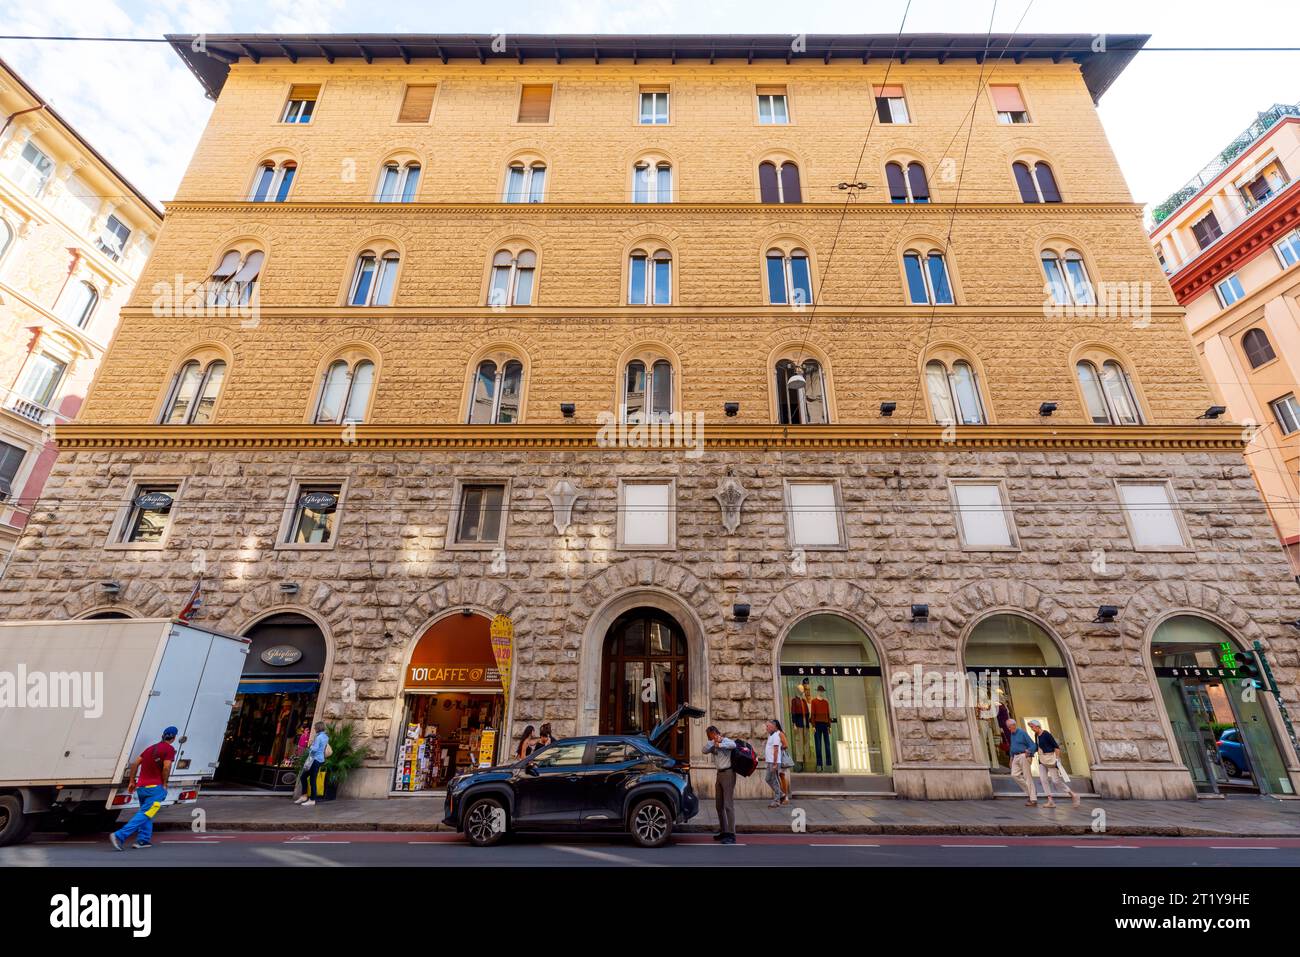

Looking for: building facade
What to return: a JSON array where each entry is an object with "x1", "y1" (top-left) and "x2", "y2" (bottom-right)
[
  {"x1": 2, "y1": 34, "x2": 1298, "y2": 802},
  {"x1": 1149, "y1": 105, "x2": 1300, "y2": 575},
  {"x1": 0, "y1": 57, "x2": 161, "y2": 565}
]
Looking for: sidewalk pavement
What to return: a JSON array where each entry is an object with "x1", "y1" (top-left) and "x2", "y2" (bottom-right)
[{"x1": 154, "y1": 793, "x2": 1300, "y2": 837}]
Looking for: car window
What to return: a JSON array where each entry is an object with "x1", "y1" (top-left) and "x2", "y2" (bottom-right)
[
  {"x1": 593, "y1": 741, "x2": 642, "y2": 765},
  {"x1": 530, "y1": 742, "x2": 588, "y2": 767}
]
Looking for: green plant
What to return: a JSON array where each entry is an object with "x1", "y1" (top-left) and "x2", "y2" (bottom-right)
[{"x1": 321, "y1": 722, "x2": 368, "y2": 787}]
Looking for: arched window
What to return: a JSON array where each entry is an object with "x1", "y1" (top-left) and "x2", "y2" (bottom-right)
[
  {"x1": 633, "y1": 160, "x2": 673, "y2": 203},
  {"x1": 903, "y1": 248, "x2": 953, "y2": 304},
  {"x1": 886, "y1": 161, "x2": 930, "y2": 203},
  {"x1": 206, "y1": 249, "x2": 264, "y2": 306},
  {"x1": 376, "y1": 161, "x2": 421, "y2": 202},
  {"x1": 314, "y1": 358, "x2": 375, "y2": 424},
  {"x1": 1013, "y1": 161, "x2": 1062, "y2": 203},
  {"x1": 1242, "y1": 328, "x2": 1276, "y2": 368},
  {"x1": 467, "y1": 358, "x2": 524, "y2": 424},
  {"x1": 488, "y1": 249, "x2": 537, "y2": 306},
  {"x1": 766, "y1": 247, "x2": 813, "y2": 305},
  {"x1": 1042, "y1": 249, "x2": 1094, "y2": 305},
  {"x1": 250, "y1": 160, "x2": 297, "y2": 202},
  {"x1": 57, "y1": 280, "x2": 98, "y2": 328},
  {"x1": 775, "y1": 358, "x2": 828, "y2": 424},
  {"x1": 348, "y1": 249, "x2": 399, "y2": 306},
  {"x1": 925, "y1": 358, "x2": 985, "y2": 424},
  {"x1": 759, "y1": 161, "x2": 802, "y2": 203},
  {"x1": 161, "y1": 358, "x2": 226, "y2": 424},
  {"x1": 622, "y1": 356, "x2": 674, "y2": 423},
  {"x1": 1076, "y1": 358, "x2": 1142, "y2": 425},
  {"x1": 504, "y1": 161, "x2": 546, "y2": 203},
  {"x1": 628, "y1": 248, "x2": 672, "y2": 305}
]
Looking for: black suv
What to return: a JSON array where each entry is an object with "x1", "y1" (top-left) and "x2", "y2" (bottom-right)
[{"x1": 443, "y1": 704, "x2": 703, "y2": 848}]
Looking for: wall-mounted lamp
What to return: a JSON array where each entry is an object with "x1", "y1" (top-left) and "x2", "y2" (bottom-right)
[
  {"x1": 1093, "y1": 605, "x2": 1119, "y2": 624},
  {"x1": 879, "y1": 401, "x2": 897, "y2": 417},
  {"x1": 910, "y1": 603, "x2": 929, "y2": 622},
  {"x1": 99, "y1": 581, "x2": 121, "y2": 596},
  {"x1": 724, "y1": 402, "x2": 740, "y2": 417},
  {"x1": 1038, "y1": 402, "x2": 1058, "y2": 417},
  {"x1": 1198, "y1": 405, "x2": 1227, "y2": 420},
  {"x1": 732, "y1": 602, "x2": 751, "y2": 623},
  {"x1": 278, "y1": 582, "x2": 300, "y2": 595},
  {"x1": 560, "y1": 403, "x2": 576, "y2": 418}
]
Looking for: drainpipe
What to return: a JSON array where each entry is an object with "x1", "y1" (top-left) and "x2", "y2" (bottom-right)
[{"x1": 0, "y1": 102, "x2": 47, "y2": 143}]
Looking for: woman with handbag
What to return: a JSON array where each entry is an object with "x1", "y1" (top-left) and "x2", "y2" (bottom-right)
[
  {"x1": 295, "y1": 721, "x2": 331, "y2": 808},
  {"x1": 764, "y1": 719, "x2": 786, "y2": 807},
  {"x1": 1028, "y1": 720, "x2": 1080, "y2": 808},
  {"x1": 777, "y1": 720, "x2": 793, "y2": 805}
]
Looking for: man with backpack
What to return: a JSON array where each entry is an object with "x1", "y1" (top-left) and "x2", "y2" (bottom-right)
[
  {"x1": 110, "y1": 726, "x2": 178, "y2": 850},
  {"x1": 703, "y1": 725, "x2": 738, "y2": 845}
]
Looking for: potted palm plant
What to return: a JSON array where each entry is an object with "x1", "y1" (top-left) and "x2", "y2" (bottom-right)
[{"x1": 293, "y1": 722, "x2": 368, "y2": 800}]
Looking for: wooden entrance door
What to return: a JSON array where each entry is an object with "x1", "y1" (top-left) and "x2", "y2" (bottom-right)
[{"x1": 599, "y1": 609, "x2": 689, "y2": 760}]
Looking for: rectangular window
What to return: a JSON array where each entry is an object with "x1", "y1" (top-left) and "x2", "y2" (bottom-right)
[
  {"x1": 0, "y1": 441, "x2": 25, "y2": 501},
  {"x1": 287, "y1": 483, "x2": 342, "y2": 545},
  {"x1": 281, "y1": 85, "x2": 319, "y2": 124},
  {"x1": 96, "y1": 214, "x2": 131, "y2": 262},
  {"x1": 990, "y1": 85, "x2": 1030, "y2": 124},
  {"x1": 120, "y1": 484, "x2": 179, "y2": 545},
  {"x1": 16, "y1": 352, "x2": 66, "y2": 408},
  {"x1": 756, "y1": 86, "x2": 789, "y2": 125},
  {"x1": 1274, "y1": 229, "x2": 1300, "y2": 268},
  {"x1": 1118, "y1": 482, "x2": 1188, "y2": 550},
  {"x1": 1191, "y1": 212, "x2": 1222, "y2": 250},
  {"x1": 873, "y1": 85, "x2": 910, "y2": 124},
  {"x1": 455, "y1": 483, "x2": 507, "y2": 545},
  {"x1": 15, "y1": 142, "x2": 54, "y2": 197},
  {"x1": 517, "y1": 84, "x2": 554, "y2": 123},
  {"x1": 639, "y1": 87, "x2": 669, "y2": 124},
  {"x1": 951, "y1": 482, "x2": 1017, "y2": 549},
  {"x1": 619, "y1": 480, "x2": 673, "y2": 548},
  {"x1": 786, "y1": 481, "x2": 843, "y2": 548},
  {"x1": 1271, "y1": 393, "x2": 1300, "y2": 435},
  {"x1": 1215, "y1": 274, "x2": 1246, "y2": 307},
  {"x1": 397, "y1": 84, "x2": 436, "y2": 124}
]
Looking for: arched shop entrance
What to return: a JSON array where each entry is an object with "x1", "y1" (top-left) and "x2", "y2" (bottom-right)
[
  {"x1": 394, "y1": 613, "x2": 506, "y2": 792},
  {"x1": 599, "y1": 608, "x2": 690, "y2": 761},
  {"x1": 965, "y1": 614, "x2": 1092, "y2": 786},
  {"x1": 1151, "y1": 615, "x2": 1294, "y2": 796},
  {"x1": 777, "y1": 614, "x2": 892, "y2": 785},
  {"x1": 216, "y1": 612, "x2": 328, "y2": 791}
]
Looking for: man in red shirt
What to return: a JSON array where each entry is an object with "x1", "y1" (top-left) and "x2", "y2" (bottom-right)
[{"x1": 110, "y1": 726, "x2": 177, "y2": 850}]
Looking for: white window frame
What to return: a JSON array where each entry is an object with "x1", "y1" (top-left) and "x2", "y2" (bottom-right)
[
  {"x1": 488, "y1": 250, "x2": 537, "y2": 306},
  {"x1": 616, "y1": 478, "x2": 676, "y2": 551},
  {"x1": 1076, "y1": 359, "x2": 1143, "y2": 425},
  {"x1": 756, "y1": 89, "x2": 790, "y2": 125},
  {"x1": 107, "y1": 479, "x2": 185, "y2": 551},
  {"x1": 620, "y1": 356, "x2": 676, "y2": 424},
  {"x1": 874, "y1": 87, "x2": 911, "y2": 124},
  {"x1": 160, "y1": 358, "x2": 227, "y2": 425},
  {"x1": 949, "y1": 480, "x2": 1019, "y2": 551},
  {"x1": 347, "y1": 251, "x2": 399, "y2": 306},
  {"x1": 1115, "y1": 480, "x2": 1192, "y2": 552},
  {"x1": 903, "y1": 249, "x2": 954, "y2": 305},
  {"x1": 503, "y1": 162, "x2": 547, "y2": 203},
  {"x1": 249, "y1": 161, "x2": 297, "y2": 202},
  {"x1": 375, "y1": 161, "x2": 421, "y2": 202},
  {"x1": 446, "y1": 478, "x2": 511, "y2": 550},
  {"x1": 276, "y1": 478, "x2": 347, "y2": 550},
  {"x1": 312, "y1": 359, "x2": 375, "y2": 425},
  {"x1": 1271, "y1": 393, "x2": 1300, "y2": 435},
  {"x1": 206, "y1": 249, "x2": 264, "y2": 307},
  {"x1": 1273, "y1": 228, "x2": 1300, "y2": 268},
  {"x1": 926, "y1": 359, "x2": 986, "y2": 425},
  {"x1": 638, "y1": 88, "x2": 670, "y2": 125},
  {"x1": 1214, "y1": 273, "x2": 1246, "y2": 307},
  {"x1": 632, "y1": 161, "x2": 672, "y2": 203},
  {"x1": 627, "y1": 248, "x2": 672, "y2": 305},
  {"x1": 281, "y1": 87, "x2": 319, "y2": 124},
  {"x1": 467, "y1": 357, "x2": 525, "y2": 424},
  {"x1": 1042, "y1": 250, "x2": 1095, "y2": 306},
  {"x1": 783, "y1": 479, "x2": 847, "y2": 551},
  {"x1": 14, "y1": 141, "x2": 54, "y2": 197}
]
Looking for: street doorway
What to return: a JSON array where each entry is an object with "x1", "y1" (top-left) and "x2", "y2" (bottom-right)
[{"x1": 599, "y1": 608, "x2": 689, "y2": 761}]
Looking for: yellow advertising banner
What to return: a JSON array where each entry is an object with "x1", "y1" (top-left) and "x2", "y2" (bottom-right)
[
  {"x1": 478, "y1": 729, "x2": 497, "y2": 768},
  {"x1": 489, "y1": 614, "x2": 514, "y2": 695}
]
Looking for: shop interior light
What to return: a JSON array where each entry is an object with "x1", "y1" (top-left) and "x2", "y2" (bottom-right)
[
  {"x1": 879, "y1": 401, "x2": 897, "y2": 417},
  {"x1": 99, "y1": 580, "x2": 121, "y2": 595},
  {"x1": 1038, "y1": 402, "x2": 1058, "y2": 417}
]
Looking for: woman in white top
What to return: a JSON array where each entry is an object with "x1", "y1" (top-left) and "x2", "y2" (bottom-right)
[{"x1": 764, "y1": 719, "x2": 788, "y2": 807}]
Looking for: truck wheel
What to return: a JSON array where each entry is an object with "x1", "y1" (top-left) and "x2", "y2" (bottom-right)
[
  {"x1": 0, "y1": 795, "x2": 36, "y2": 847},
  {"x1": 629, "y1": 797, "x2": 673, "y2": 848},
  {"x1": 65, "y1": 810, "x2": 122, "y2": 835},
  {"x1": 463, "y1": 797, "x2": 508, "y2": 847}
]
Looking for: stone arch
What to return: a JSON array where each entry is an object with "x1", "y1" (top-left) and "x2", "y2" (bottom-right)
[
  {"x1": 1122, "y1": 581, "x2": 1262, "y2": 646},
  {"x1": 216, "y1": 581, "x2": 356, "y2": 654},
  {"x1": 58, "y1": 579, "x2": 172, "y2": 620}
]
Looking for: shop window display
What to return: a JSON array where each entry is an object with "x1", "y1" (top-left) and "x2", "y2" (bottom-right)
[
  {"x1": 778, "y1": 614, "x2": 892, "y2": 775},
  {"x1": 394, "y1": 692, "x2": 504, "y2": 791}
]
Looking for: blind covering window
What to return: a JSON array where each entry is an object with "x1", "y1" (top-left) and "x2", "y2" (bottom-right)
[
  {"x1": 1118, "y1": 483, "x2": 1186, "y2": 548},
  {"x1": 398, "y1": 85, "x2": 436, "y2": 123},
  {"x1": 287, "y1": 84, "x2": 319, "y2": 101},
  {"x1": 953, "y1": 484, "x2": 1013, "y2": 547},
  {"x1": 518, "y1": 85, "x2": 553, "y2": 123},
  {"x1": 623, "y1": 482, "x2": 671, "y2": 546},
  {"x1": 990, "y1": 85, "x2": 1026, "y2": 112},
  {"x1": 788, "y1": 483, "x2": 840, "y2": 546}
]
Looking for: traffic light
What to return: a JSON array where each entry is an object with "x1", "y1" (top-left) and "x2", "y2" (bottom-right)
[{"x1": 1233, "y1": 650, "x2": 1262, "y2": 682}]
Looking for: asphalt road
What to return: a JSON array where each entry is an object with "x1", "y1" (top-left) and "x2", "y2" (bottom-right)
[{"x1": 3, "y1": 832, "x2": 1298, "y2": 867}]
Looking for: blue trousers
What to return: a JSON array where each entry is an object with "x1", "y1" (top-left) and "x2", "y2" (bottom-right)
[
  {"x1": 114, "y1": 785, "x2": 167, "y2": 844},
  {"x1": 814, "y1": 723, "x2": 833, "y2": 768}
]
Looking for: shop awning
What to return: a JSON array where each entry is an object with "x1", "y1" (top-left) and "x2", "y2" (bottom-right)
[{"x1": 237, "y1": 680, "x2": 321, "y2": 694}]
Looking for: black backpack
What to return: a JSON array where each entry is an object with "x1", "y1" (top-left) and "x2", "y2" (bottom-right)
[{"x1": 730, "y1": 739, "x2": 758, "y2": 777}]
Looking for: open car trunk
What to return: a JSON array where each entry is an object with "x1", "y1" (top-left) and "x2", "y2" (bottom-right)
[{"x1": 646, "y1": 704, "x2": 705, "y2": 752}]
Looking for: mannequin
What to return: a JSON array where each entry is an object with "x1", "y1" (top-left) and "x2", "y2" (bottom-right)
[
  {"x1": 810, "y1": 685, "x2": 835, "y2": 772},
  {"x1": 789, "y1": 679, "x2": 813, "y2": 770},
  {"x1": 974, "y1": 692, "x2": 1001, "y2": 770}
]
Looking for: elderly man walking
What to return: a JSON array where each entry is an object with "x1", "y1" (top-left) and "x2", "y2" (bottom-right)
[{"x1": 1005, "y1": 717, "x2": 1039, "y2": 806}]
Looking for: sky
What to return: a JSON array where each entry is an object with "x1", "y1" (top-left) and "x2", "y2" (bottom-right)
[{"x1": 0, "y1": 0, "x2": 1297, "y2": 216}]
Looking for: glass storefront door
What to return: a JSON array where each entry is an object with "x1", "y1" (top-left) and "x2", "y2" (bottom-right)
[
  {"x1": 778, "y1": 615, "x2": 892, "y2": 775},
  {"x1": 599, "y1": 609, "x2": 689, "y2": 761}
]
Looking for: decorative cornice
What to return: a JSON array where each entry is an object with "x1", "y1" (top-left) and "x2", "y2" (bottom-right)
[
  {"x1": 1170, "y1": 187, "x2": 1300, "y2": 303},
  {"x1": 53, "y1": 423, "x2": 1249, "y2": 453},
  {"x1": 161, "y1": 200, "x2": 1147, "y2": 218}
]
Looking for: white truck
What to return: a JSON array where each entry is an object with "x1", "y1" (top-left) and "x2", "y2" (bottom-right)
[{"x1": 0, "y1": 618, "x2": 249, "y2": 845}]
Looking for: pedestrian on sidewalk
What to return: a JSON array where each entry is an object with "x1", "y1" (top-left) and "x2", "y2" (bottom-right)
[
  {"x1": 1028, "y1": 720, "x2": 1080, "y2": 808},
  {"x1": 516, "y1": 724, "x2": 538, "y2": 760},
  {"x1": 703, "y1": 725, "x2": 737, "y2": 844},
  {"x1": 1005, "y1": 717, "x2": 1039, "y2": 806},
  {"x1": 110, "y1": 726, "x2": 177, "y2": 851},
  {"x1": 764, "y1": 719, "x2": 785, "y2": 807},
  {"x1": 291, "y1": 723, "x2": 311, "y2": 800},
  {"x1": 295, "y1": 722, "x2": 330, "y2": 808}
]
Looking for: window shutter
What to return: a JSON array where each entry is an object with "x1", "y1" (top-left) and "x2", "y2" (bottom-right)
[
  {"x1": 517, "y1": 85, "x2": 553, "y2": 123},
  {"x1": 885, "y1": 163, "x2": 907, "y2": 202},
  {"x1": 755, "y1": 84, "x2": 787, "y2": 96},
  {"x1": 397, "y1": 84, "x2": 436, "y2": 123},
  {"x1": 990, "y1": 85, "x2": 1026, "y2": 112},
  {"x1": 780, "y1": 163, "x2": 802, "y2": 203},
  {"x1": 1034, "y1": 163, "x2": 1062, "y2": 202},
  {"x1": 1012, "y1": 162, "x2": 1038, "y2": 202},
  {"x1": 287, "y1": 84, "x2": 319, "y2": 102},
  {"x1": 907, "y1": 163, "x2": 929, "y2": 201}
]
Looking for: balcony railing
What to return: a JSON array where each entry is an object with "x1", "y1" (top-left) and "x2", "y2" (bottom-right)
[
  {"x1": 2, "y1": 387, "x2": 68, "y2": 427},
  {"x1": 1152, "y1": 103, "x2": 1300, "y2": 225},
  {"x1": 1160, "y1": 175, "x2": 1299, "y2": 276}
]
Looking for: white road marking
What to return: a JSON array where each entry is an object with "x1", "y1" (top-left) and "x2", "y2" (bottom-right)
[
  {"x1": 281, "y1": 840, "x2": 351, "y2": 844},
  {"x1": 810, "y1": 843, "x2": 880, "y2": 847},
  {"x1": 1071, "y1": 845, "x2": 1140, "y2": 849},
  {"x1": 253, "y1": 847, "x2": 345, "y2": 867},
  {"x1": 1210, "y1": 846, "x2": 1278, "y2": 850},
  {"x1": 545, "y1": 844, "x2": 663, "y2": 866},
  {"x1": 940, "y1": 844, "x2": 1007, "y2": 848}
]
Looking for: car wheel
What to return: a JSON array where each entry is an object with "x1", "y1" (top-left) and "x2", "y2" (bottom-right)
[
  {"x1": 0, "y1": 795, "x2": 36, "y2": 847},
  {"x1": 463, "y1": 796, "x2": 508, "y2": 847},
  {"x1": 1221, "y1": 757, "x2": 1241, "y2": 778},
  {"x1": 629, "y1": 797, "x2": 673, "y2": 848}
]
